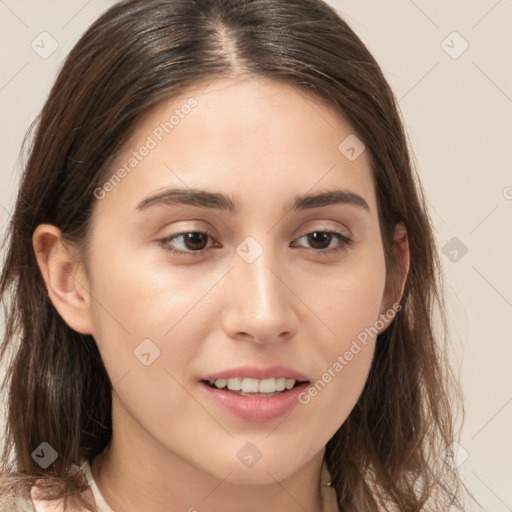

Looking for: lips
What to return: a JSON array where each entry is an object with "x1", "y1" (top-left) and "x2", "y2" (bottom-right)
[
  {"x1": 198, "y1": 365, "x2": 311, "y2": 422},
  {"x1": 199, "y1": 381, "x2": 310, "y2": 422}
]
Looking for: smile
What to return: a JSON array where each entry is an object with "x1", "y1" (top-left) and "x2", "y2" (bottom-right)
[{"x1": 206, "y1": 377, "x2": 304, "y2": 394}]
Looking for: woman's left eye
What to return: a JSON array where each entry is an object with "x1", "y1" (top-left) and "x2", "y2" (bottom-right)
[{"x1": 157, "y1": 229, "x2": 352, "y2": 256}]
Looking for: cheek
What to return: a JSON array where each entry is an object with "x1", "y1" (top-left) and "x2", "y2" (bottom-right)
[
  {"x1": 86, "y1": 250, "x2": 220, "y2": 439},
  {"x1": 87, "y1": 242, "x2": 229, "y2": 386},
  {"x1": 304, "y1": 241, "x2": 387, "y2": 350},
  {"x1": 302, "y1": 243, "x2": 387, "y2": 414},
  {"x1": 294, "y1": 321, "x2": 381, "y2": 450}
]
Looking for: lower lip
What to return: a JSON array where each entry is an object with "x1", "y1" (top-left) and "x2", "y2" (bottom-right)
[{"x1": 199, "y1": 381, "x2": 310, "y2": 423}]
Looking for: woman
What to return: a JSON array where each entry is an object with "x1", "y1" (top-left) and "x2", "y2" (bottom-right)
[{"x1": 0, "y1": 0, "x2": 469, "y2": 510}]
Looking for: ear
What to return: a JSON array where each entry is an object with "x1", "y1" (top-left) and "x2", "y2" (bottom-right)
[
  {"x1": 377, "y1": 222, "x2": 410, "y2": 333},
  {"x1": 32, "y1": 224, "x2": 95, "y2": 335}
]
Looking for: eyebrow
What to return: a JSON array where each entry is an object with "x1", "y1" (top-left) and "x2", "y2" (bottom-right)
[{"x1": 135, "y1": 187, "x2": 370, "y2": 214}]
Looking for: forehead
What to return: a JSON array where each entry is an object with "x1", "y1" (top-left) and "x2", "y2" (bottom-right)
[{"x1": 95, "y1": 76, "x2": 376, "y2": 216}]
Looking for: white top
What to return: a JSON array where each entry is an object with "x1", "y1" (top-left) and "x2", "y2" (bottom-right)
[{"x1": 80, "y1": 460, "x2": 114, "y2": 512}]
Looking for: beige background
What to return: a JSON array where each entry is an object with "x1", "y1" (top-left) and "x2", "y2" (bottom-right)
[{"x1": 1, "y1": 1, "x2": 511, "y2": 510}]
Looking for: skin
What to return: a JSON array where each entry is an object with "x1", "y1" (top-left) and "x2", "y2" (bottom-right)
[{"x1": 33, "y1": 76, "x2": 409, "y2": 512}]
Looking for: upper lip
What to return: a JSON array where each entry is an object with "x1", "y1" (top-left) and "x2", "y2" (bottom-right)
[{"x1": 201, "y1": 365, "x2": 310, "y2": 382}]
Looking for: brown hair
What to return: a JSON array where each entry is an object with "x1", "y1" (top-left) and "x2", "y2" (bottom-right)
[{"x1": 1, "y1": 0, "x2": 470, "y2": 510}]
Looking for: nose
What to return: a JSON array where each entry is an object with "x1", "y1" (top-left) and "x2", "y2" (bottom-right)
[{"x1": 220, "y1": 247, "x2": 299, "y2": 344}]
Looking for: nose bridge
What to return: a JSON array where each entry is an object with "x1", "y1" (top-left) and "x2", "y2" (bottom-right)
[
  {"x1": 241, "y1": 252, "x2": 280, "y2": 312},
  {"x1": 222, "y1": 237, "x2": 296, "y2": 341}
]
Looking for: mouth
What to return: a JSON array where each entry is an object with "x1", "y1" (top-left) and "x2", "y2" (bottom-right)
[
  {"x1": 198, "y1": 372, "x2": 311, "y2": 422},
  {"x1": 201, "y1": 377, "x2": 310, "y2": 397},
  {"x1": 198, "y1": 365, "x2": 312, "y2": 422}
]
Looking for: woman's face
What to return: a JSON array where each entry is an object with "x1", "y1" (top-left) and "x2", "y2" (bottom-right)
[{"x1": 81, "y1": 77, "x2": 394, "y2": 483}]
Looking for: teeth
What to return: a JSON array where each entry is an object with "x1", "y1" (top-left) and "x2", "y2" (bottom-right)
[
  {"x1": 214, "y1": 379, "x2": 227, "y2": 389},
  {"x1": 285, "y1": 379, "x2": 295, "y2": 390},
  {"x1": 258, "y1": 378, "x2": 276, "y2": 393},
  {"x1": 211, "y1": 377, "x2": 299, "y2": 393},
  {"x1": 242, "y1": 378, "x2": 259, "y2": 393},
  {"x1": 227, "y1": 377, "x2": 241, "y2": 391}
]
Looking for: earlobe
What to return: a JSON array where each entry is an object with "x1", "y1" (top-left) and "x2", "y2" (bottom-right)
[{"x1": 32, "y1": 224, "x2": 95, "y2": 335}]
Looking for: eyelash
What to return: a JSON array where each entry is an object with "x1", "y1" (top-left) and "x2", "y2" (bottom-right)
[{"x1": 157, "y1": 229, "x2": 353, "y2": 257}]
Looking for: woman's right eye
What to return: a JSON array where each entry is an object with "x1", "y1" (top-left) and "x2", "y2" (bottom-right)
[{"x1": 157, "y1": 231, "x2": 217, "y2": 256}]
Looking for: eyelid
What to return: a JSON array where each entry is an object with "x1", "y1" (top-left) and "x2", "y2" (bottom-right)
[
  {"x1": 295, "y1": 228, "x2": 351, "y2": 243},
  {"x1": 295, "y1": 220, "x2": 352, "y2": 239}
]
